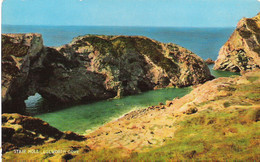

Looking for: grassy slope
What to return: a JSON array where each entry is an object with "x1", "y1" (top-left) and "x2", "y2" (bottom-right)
[
  {"x1": 3, "y1": 70, "x2": 260, "y2": 161},
  {"x1": 133, "y1": 108, "x2": 259, "y2": 161}
]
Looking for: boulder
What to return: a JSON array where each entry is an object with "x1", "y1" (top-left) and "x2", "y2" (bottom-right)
[
  {"x1": 205, "y1": 58, "x2": 215, "y2": 65},
  {"x1": 166, "y1": 100, "x2": 174, "y2": 107}
]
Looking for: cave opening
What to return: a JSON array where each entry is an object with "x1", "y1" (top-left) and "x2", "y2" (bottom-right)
[{"x1": 24, "y1": 93, "x2": 44, "y2": 115}]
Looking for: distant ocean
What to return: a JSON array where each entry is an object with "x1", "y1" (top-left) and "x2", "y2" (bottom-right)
[{"x1": 2, "y1": 25, "x2": 234, "y2": 60}]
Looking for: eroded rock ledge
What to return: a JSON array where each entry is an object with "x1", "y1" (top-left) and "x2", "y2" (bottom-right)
[
  {"x1": 2, "y1": 34, "x2": 213, "y2": 113},
  {"x1": 2, "y1": 113, "x2": 85, "y2": 153},
  {"x1": 214, "y1": 13, "x2": 260, "y2": 72}
]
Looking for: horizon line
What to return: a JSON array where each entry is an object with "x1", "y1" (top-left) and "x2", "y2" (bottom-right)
[{"x1": 2, "y1": 24, "x2": 236, "y2": 29}]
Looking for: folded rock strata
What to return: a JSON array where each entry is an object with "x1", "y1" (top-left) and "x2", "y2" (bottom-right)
[{"x1": 214, "y1": 13, "x2": 260, "y2": 72}]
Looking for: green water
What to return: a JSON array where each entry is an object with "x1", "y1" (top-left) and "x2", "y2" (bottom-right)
[
  {"x1": 34, "y1": 66, "x2": 239, "y2": 134},
  {"x1": 208, "y1": 64, "x2": 240, "y2": 78},
  {"x1": 35, "y1": 87, "x2": 191, "y2": 134}
]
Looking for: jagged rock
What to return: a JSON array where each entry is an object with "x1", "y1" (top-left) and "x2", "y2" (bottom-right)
[
  {"x1": 2, "y1": 33, "x2": 44, "y2": 113},
  {"x1": 2, "y1": 34, "x2": 214, "y2": 113},
  {"x1": 166, "y1": 100, "x2": 174, "y2": 107},
  {"x1": 214, "y1": 13, "x2": 260, "y2": 72},
  {"x1": 159, "y1": 102, "x2": 164, "y2": 105},
  {"x1": 1, "y1": 113, "x2": 85, "y2": 153},
  {"x1": 63, "y1": 131, "x2": 85, "y2": 141},
  {"x1": 62, "y1": 154, "x2": 74, "y2": 160},
  {"x1": 184, "y1": 107, "x2": 198, "y2": 115},
  {"x1": 82, "y1": 145, "x2": 92, "y2": 153},
  {"x1": 185, "y1": 150, "x2": 197, "y2": 159},
  {"x1": 205, "y1": 58, "x2": 215, "y2": 65}
]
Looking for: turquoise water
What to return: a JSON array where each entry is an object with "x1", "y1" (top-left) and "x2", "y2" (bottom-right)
[
  {"x1": 6, "y1": 25, "x2": 239, "y2": 134},
  {"x1": 208, "y1": 64, "x2": 240, "y2": 78},
  {"x1": 35, "y1": 87, "x2": 191, "y2": 134},
  {"x1": 31, "y1": 66, "x2": 239, "y2": 134},
  {"x1": 27, "y1": 66, "x2": 239, "y2": 134}
]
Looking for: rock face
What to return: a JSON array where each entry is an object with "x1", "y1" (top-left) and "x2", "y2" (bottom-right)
[
  {"x1": 214, "y1": 13, "x2": 260, "y2": 72},
  {"x1": 2, "y1": 34, "x2": 213, "y2": 113},
  {"x1": 2, "y1": 34, "x2": 45, "y2": 113},
  {"x1": 205, "y1": 58, "x2": 215, "y2": 65},
  {"x1": 2, "y1": 113, "x2": 85, "y2": 153}
]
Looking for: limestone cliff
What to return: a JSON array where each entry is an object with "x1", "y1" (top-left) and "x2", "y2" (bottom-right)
[
  {"x1": 214, "y1": 13, "x2": 260, "y2": 72},
  {"x1": 2, "y1": 34, "x2": 45, "y2": 113},
  {"x1": 2, "y1": 34, "x2": 213, "y2": 113}
]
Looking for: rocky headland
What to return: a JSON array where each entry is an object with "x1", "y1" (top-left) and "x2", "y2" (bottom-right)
[
  {"x1": 205, "y1": 58, "x2": 215, "y2": 65},
  {"x1": 214, "y1": 13, "x2": 260, "y2": 72},
  {"x1": 2, "y1": 34, "x2": 213, "y2": 114}
]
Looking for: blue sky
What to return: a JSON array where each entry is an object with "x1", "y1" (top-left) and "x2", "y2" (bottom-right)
[{"x1": 2, "y1": 0, "x2": 260, "y2": 27}]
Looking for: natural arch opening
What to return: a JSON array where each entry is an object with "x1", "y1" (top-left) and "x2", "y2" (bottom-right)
[{"x1": 24, "y1": 93, "x2": 44, "y2": 115}]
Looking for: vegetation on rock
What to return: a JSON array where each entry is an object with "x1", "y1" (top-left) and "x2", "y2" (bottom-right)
[
  {"x1": 214, "y1": 13, "x2": 260, "y2": 72},
  {"x1": 2, "y1": 34, "x2": 213, "y2": 114}
]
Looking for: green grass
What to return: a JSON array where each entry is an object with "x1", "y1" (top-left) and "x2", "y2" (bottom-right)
[
  {"x1": 76, "y1": 148, "x2": 128, "y2": 161},
  {"x1": 81, "y1": 36, "x2": 116, "y2": 56},
  {"x1": 236, "y1": 83, "x2": 259, "y2": 92},
  {"x1": 246, "y1": 93, "x2": 260, "y2": 100},
  {"x1": 223, "y1": 101, "x2": 231, "y2": 108},
  {"x1": 246, "y1": 76, "x2": 259, "y2": 83},
  {"x1": 129, "y1": 108, "x2": 260, "y2": 161},
  {"x1": 50, "y1": 107, "x2": 259, "y2": 161}
]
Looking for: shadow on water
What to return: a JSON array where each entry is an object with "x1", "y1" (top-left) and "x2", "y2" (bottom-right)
[{"x1": 208, "y1": 64, "x2": 240, "y2": 78}]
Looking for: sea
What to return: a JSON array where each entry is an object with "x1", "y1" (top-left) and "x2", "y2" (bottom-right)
[
  {"x1": 2, "y1": 25, "x2": 235, "y2": 60},
  {"x1": 2, "y1": 25, "x2": 239, "y2": 134}
]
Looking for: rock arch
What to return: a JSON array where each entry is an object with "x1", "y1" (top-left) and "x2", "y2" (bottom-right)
[{"x1": 2, "y1": 34, "x2": 214, "y2": 114}]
